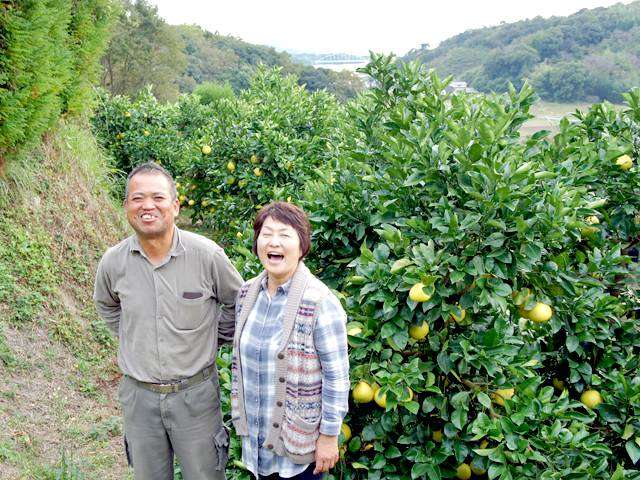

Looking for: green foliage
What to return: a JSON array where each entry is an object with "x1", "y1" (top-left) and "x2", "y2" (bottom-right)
[
  {"x1": 101, "y1": 0, "x2": 186, "y2": 102},
  {"x1": 0, "y1": 120, "x2": 125, "y2": 362},
  {"x1": 404, "y1": 2, "x2": 640, "y2": 102},
  {"x1": 300, "y1": 54, "x2": 640, "y2": 479},
  {"x1": 105, "y1": 20, "x2": 364, "y2": 103},
  {"x1": 92, "y1": 67, "x2": 345, "y2": 243},
  {"x1": 91, "y1": 54, "x2": 640, "y2": 479},
  {"x1": 193, "y1": 81, "x2": 235, "y2": 105},
  {"x1": 0, "y1": 0, "x2": 115, "y2": 163}
]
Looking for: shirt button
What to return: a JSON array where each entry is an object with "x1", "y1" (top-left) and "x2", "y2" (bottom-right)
[
  {"x1": 279, "y1": 377, "x2": 285, "y2": 383},
  {"x1": 277, "y1": 353, "x2": 285, "y2": 360},
  {"x1": 267, "y1": 444, "x2": 273, "y2": 450},
  {"x1": 276, "y1": 401, "x2": 283, "y2": 407},
  {"x1": 273, "y1": 422, "x2": 279, "y2": 428}
]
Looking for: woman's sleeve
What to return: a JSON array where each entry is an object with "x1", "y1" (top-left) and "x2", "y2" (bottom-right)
[{"x1": 313, "y1": 292, "x2": 350, "y2": 436}]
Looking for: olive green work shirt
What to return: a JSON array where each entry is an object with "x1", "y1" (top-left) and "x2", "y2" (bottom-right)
[{"x1": 93, "y1": 227, "x2": 243, "y2": 383}]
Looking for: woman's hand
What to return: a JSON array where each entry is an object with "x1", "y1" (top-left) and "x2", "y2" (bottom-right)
[{"x1": 313, "y1": 433, "x2": 339, "y2": 474}]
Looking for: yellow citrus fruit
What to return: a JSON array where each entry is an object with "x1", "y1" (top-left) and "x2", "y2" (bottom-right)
[
  {"x1": 432, "y1": 430, "x2": 443, "y2": 443},
  {"x1": 143, "y1": 130, "x2": 150, "y2": 136},
  {"x1": 456, "y1": 463, "x2": 472, "y2": 480},
  {"x1": 409, "y1": 321, "x2": 429, "y2": 340},
  {"x1": 226, "y1": 177, "x2": 236, "y2": 185},
  {"x1": 124, "y1": 111, "x2": 131, "y2": 117},
  {"x1": 347, "y1": 326, "x2": 362, "y2": 336},
  {"x1": 238, "y1": 179, "x2": 247, "y2": 188},
  {"x1": 226, "y1": 161, "x2": 236, "y2": 172},
  {"x1": 236, "y1": 232, "x2": 243, "y2": 239},
  {"x1": 470, "y1": 463, "x2": 486, "y2": 475},
  {"x1": 175, "y1": 182, "x2": 181, "y2": 188},
  {"x1": 254, "y1": 167, "x2": 262, "y2": 177},
  {"x1": 409, "y1": 282, "x2": 431, "y2": 302},
  {"x1": 492, "y1": 388, "x2": 515, "y2": 407},
  {"x1": 616, "y1": 154, "x2": 633, "y2": 171},
  {"x1": 352, "y1": 381, "x2": 374, "y2": 403},
  {"x1": 201, "y1": 145, "x2": 212, "y2": 155},
  {"x1": 179, "y1": 195, "x2": 186, "y2": 203},
  {"x1": 528, "y1": 302, "x2": 552, "y2": 323},
  {"x1": 374, "y1": 389, "x2": 387, "y2": 408},
  {"x1": 188, "y1": 199, "x2": 195, "y2": 206},
  {"x1": 340, "y1": 423, "x2": 352, "y2": 442},
  {"x1": 250, "y1": 154, "x2": 259, "y2": 164},
  {"x1": 116, "y1": 132, "x2": 124, "y2": 139},
  {"x1": 585, "y1": 215, "x2": 600, "y2": 225},
  {"x1": 580, "y1": 389, "x2": 603, "y2": 409},
  {"x1": 451, "y1": 308, "x2": 466, "y2": 324}
]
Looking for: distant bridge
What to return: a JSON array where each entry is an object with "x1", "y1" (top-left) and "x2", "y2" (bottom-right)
[
  {"x1": 312, "y1": 54, "x2": 371, "y2": 85},
  {"x1": 313, "y1": 54, "x2": 369, "y2": 67}
]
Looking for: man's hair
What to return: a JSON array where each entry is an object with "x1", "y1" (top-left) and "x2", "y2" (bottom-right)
[
  {"x1": 253, "y1": 201, "x2": 312, "y2": 259},
  {"x1": 124, "y1": 162, "x2": 178, "y2": 201}
]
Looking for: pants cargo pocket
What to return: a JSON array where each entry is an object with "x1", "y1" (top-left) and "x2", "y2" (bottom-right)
[
  {"x1": 213, "y1": 427, "x2": 229, "y2": 471},
  {"x1": 124, "y1": 435, "x2": 133, "y2": 467}
]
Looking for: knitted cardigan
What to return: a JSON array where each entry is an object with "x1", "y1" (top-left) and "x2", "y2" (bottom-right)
[{"x1": 231, "y1": 262, "x2": 330, "y2": 464}]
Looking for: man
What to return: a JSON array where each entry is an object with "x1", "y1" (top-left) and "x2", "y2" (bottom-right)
[{"x1": 94, "y1": 162, "x2": 243, "y2": 479}]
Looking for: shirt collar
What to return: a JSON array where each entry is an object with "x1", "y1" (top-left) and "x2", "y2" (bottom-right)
[
  {"x1": 129, "y1": 226, "x2": 185, "y2": 258},
  {"x1": 260, "y1": 275, "x2": 293, "y2": 295}
]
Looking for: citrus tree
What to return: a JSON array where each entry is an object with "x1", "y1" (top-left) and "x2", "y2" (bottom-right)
[
  {"x1": 302, "y1": 54, "x2": 640, "y2": 479},
  {"x1": 180, "y1": 66, "x2": 344, "y2": 242}
]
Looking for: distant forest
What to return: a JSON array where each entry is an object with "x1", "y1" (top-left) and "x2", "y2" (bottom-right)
[
  {"x1": 403, "y1": 1, "x2": 640, "y2": 102},
  {"x1": 100, "y1": 0, "x2": 364, "y2": 102}
]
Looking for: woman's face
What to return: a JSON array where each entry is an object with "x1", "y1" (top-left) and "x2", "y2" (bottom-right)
[{"x1": 257, "y1": 216, "x2": 302, "y2": 284}]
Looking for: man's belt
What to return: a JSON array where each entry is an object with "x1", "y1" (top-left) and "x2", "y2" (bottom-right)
[{"x1": 129, "y1": 364, "x2": 217, "y2": 394}]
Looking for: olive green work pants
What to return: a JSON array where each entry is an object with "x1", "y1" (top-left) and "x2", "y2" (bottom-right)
[{"x1": 118, "y1": 374, "x2": 229, "y2": 480}]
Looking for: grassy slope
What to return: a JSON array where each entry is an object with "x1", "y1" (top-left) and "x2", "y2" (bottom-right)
[{"x1": 0, "y1": 121, "x2": 131, "y2": 479}]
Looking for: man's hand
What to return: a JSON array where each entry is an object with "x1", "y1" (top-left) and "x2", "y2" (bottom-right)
[{"x1": 313, "y1": 433, "x2": 339, "y2": 474}]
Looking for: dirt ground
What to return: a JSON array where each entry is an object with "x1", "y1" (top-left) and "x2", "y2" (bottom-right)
[{"x1": 0, "y1": 322, "x2": 130, "y2": 480}]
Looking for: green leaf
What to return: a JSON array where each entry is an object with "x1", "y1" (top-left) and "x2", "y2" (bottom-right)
[
  {"x1": 477, "y1": 391, "x2": 492, "y2": 409},
  {"x1": 451, "y1": 408, "x2": 468, "y2": 430},
  {"x1": 371, "y1": 453, "x2": 386, "y2": 469},
  {"x1": 385, "y1": 445, "x2": 401, "y2": 458},
  {"x1": 623, "y1": 423, "x2": 634, "y2": 440},
  {"x1": 351, "y1": 462, "x2": 369, "y2": 470},
  {"x1": 566, "y1": 335, "x2": 579, "y2": 353},
  {"x1": 403, "y1": 401, "x2": 420, "y2": 414},
  {"x1": 626, "y1": 439, "x2": 640, "y2": 464},
  {"x1": 411, "y1": 463, "x2": 438, "y2": 479},
  {"x1": 437, "y1": 351, "x2": 451, "y2": 374}
]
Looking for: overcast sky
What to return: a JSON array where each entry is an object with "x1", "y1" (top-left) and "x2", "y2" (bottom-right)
[{"x1": 146, "y1": 0, "x2": 635, "y2": 56}]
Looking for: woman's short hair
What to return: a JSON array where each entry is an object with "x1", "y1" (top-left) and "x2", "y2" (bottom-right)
[{"x1": 253, "y1": 201, "x2": 311, "y2": 259}]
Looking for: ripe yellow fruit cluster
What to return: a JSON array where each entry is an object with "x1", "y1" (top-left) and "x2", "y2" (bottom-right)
[
  {"x1": 515, "y1": 289, "x2": 553, "y2": 323},
  {"x1": 352, "y1": 380, "x2": 413, "y2": 409}
]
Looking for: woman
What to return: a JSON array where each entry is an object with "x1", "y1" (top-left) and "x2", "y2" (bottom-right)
[{"x1": 231, "y1": 201, "x2": 349, "y2": 480}]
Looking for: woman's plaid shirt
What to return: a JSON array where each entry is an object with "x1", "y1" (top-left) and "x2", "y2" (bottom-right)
[{"x1": 238, "y1": 276, "x2": 349, "y2": 478}]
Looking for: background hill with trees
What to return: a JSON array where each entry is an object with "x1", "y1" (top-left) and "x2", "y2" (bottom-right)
[
  {"x1": 101, "y1": 0, "x2": 364, "y2": 102},
  {"x1": 403, "y1": 1, "x2": 640, "y2": 102}
]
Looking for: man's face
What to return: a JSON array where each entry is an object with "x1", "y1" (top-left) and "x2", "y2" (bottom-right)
[{"x1": 124, "y1": 172, "x2": 179, "y2": 240}]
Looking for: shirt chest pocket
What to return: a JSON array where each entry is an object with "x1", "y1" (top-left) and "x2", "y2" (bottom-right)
[{"x1": 175, "y1": 292, "x2": 209, "y2": 330}]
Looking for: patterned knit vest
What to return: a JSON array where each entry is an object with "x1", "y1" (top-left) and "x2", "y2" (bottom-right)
[{"x1": 231, "y1": 263, "x2": 328, "y2": 463}]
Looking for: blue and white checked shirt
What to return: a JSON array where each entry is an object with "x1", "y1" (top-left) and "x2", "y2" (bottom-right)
[{"x1": 238, "y1": 276, "x2": 349, "y2": 478}]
